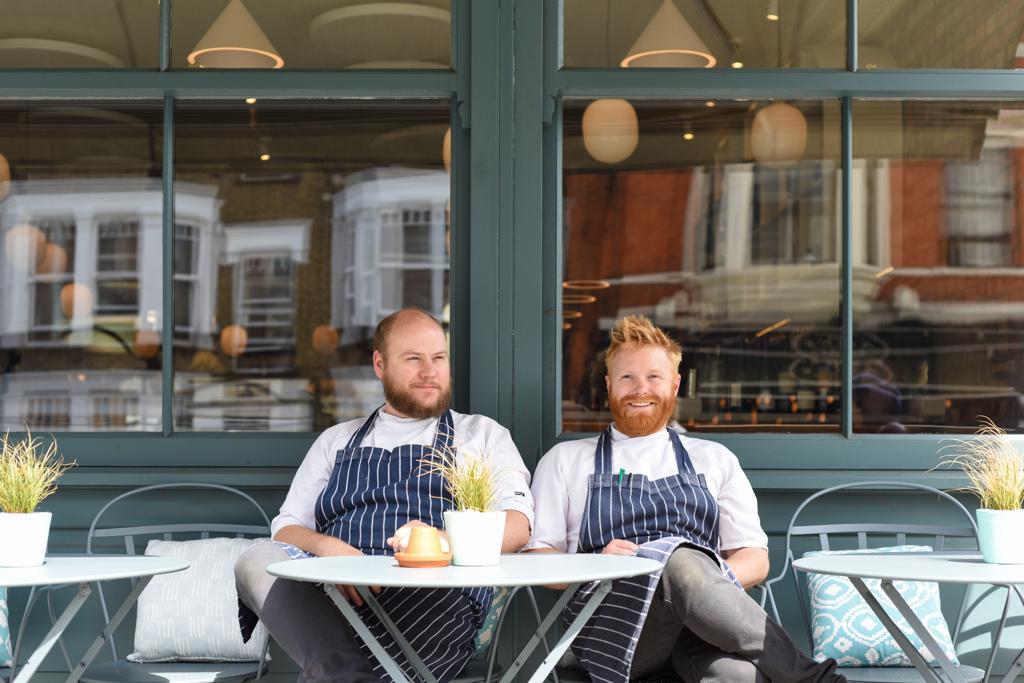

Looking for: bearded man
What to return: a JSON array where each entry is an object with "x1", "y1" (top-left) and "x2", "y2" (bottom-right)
[
  {"x1": 526, "y1": 315, "x2": 845, "y2": 683},
  {"x1": 235, "y1": 308, "x2": 534, "y2": 682}
]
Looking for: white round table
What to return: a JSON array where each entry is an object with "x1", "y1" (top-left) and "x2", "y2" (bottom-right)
[
  {"x1": 0, "y1": 555, "x2": 189, "y2": 683},
  {"x1": 793, "y1": 552, "x2": 1024, "y2": 683},
  {"x1": 268, "y1": 553, "x2": 662, "y2": 683}
]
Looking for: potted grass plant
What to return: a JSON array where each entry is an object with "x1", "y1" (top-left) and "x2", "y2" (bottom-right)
[
  {"x1": 939, "y1": 417, "x2": 1024, "y2": 564},
  {"x1": 0, "y1": 431, "x2": 74, "y2": 567},
  {"x1": 421, "y1": 442, "x2": 507, "y2": 566}
]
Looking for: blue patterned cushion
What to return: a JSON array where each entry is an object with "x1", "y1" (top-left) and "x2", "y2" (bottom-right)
[
  {"x1": 804, "y1": 545, "x2": 959, "y2": 667},
  {"x1": 474, "y1": 586, "x2": 512, "y2": 657},
  {"x1": 0, "y1": 586, "x2": 11, "y2": 668}
]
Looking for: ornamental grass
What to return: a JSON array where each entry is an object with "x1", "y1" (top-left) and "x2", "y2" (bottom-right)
[
  {"x1": 0, "y1": 431, "x2": 74, "y2": 514},
  {"x1": 419, "y1": 426, "x2": 505, "y2": 512},
  {"x1": 938, "y1": 417, "x2": 1024, "y2": 511}
]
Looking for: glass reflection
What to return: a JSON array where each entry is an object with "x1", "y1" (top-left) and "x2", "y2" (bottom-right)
[
  {"x1": 0, "y1": 1, "x2": 159, "y2": 68},
  {"x1": 173, "y1": 1, "x2": 452, "y2": 70},
  {"x1": 562, "y1": 99, "x2": 841, "y2": 434},
  {"x1": 854, "y1": 101, "x2": 1024, "y2": 433},
  {"x1": 0, "y1": 102, "x2": 164, "y2": 431},
  {"x1": 564, "y1": 0, "x2": 845, "y2": 69},
  {"x1": 173, "y1": 101, "x2": 450, "y2": 431},
  {"x1": 858, "y1": 1, "x2": 1024, "y2": 70}
]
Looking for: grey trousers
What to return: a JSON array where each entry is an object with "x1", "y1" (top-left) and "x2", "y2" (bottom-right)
[
  {"x1": 234, "y1": 542, "x2": 382, "y2": 683},
  {"x1": 630, "y1": 548, "x2": 845, "y2": 683}
]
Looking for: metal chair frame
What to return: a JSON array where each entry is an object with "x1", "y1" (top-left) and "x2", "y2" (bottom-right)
[
  {"x1": 762, "y1": 480, "x2": 1005, "y2": 683},
  {"x1": 77, "y1": 482, "x2": 273, "y2": 683}
]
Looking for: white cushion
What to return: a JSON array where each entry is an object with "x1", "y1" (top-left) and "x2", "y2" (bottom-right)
[{"x1": 129, "y1": 537, "x2": 270, "y2": 662}]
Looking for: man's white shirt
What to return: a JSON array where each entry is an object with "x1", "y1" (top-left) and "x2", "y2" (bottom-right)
[
  {"x1": 525, "y1": 427, "x2": 768, "y2": 554},
  {"x1": 272, "y1": 410, "x2": 535, "y2": 538}
]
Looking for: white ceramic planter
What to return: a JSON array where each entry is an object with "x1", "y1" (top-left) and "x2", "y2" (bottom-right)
[
  {"x1": 0, "y1": 511, "x2": 51, "y2": 567},
  {"x1": 977, "y1": 509, "x2": 1024, "y2": 564},
  {"x1": 443, "y1": 510, "x2": 506, "y2": 566}
]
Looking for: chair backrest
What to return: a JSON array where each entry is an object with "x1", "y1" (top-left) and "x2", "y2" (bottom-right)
[
  {"x1": 764, "y1": 480, "x2": 979, "y2": 646},
  {"x1": 86, "y1": 483, "x2": 271, "y2": 661}
]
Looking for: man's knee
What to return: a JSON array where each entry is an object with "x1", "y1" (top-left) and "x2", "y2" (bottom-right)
[
  {"x1": 701, "y1": 655, "x2": 768, "y2": 683},
  {"x1": 662, "y1": 547, "x2": 721, "y2": 598},
  {"x1": 235, "y1": 541, "x2": 290, "y2": 613}
]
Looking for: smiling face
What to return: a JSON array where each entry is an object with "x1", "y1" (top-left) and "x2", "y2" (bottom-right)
[
  {"x1": 373, "y1": 311, "x2": 451, "y2": 419},
  {"x1": 605, "y1": 343, "x2": 681, "y2": 437}
]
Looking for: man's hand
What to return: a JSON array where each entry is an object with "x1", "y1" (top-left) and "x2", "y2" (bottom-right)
[
  {"x1": 386, "y1": 519, "x2": 450, "y2": 553},
  {"x1": 322, "y1": 543, "x2": 381, "y2": 607},
  {"x1": 601, "y1": 539, "x2": 639, "y2": 556}
]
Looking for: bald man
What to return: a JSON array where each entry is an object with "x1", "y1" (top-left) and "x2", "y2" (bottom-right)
[{"x1": 235, "y1": 308, "x2": 534, "y2": 682}]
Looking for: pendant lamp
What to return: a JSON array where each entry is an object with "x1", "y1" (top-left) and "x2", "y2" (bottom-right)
[
  {"x1": 220, "y1": 324, "x2": 249, "y2": 357},
  {"x1": 621, "y1": 0, "x2": 716, "y2": 68},
  {"x1": 750, "y1": 102, "x2": 807, "y2": 166},
  {"x1": 582, "y1": 99, "x2": 639, "y2": 164},
  {"x1": 60, "y1": 282, "x2": 93, "y2": 318},
  {"x1": 442, "y1": 127, "x2": 451, "y2": 172},
  {"x1": 188, "y1": 0, "x2": 284, "y2": 69},
  {"x1": 3, "y1": 223, "x2": 45, "y2": 270}
]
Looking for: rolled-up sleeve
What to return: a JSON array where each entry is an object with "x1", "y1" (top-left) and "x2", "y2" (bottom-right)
[
  {"x1": 270, "y1": 429, "x2": 338, "y2": 538},
  {"x1": 523, "y1": 450, "x2": 570, "y2": 552},
  {"x1": 715, "y1": 448, "x2": 769, "y2": 551},
  {"x1": 485, "y1": 424, "x2": 535, "y2": 529}
]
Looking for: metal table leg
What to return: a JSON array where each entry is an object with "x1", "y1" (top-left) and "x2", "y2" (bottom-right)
[
  {"x1": 878, "y1": 579, "x2": 964, "y2": 683},
  {"x1": 12, "y1": 583, "x2": 91, "y2": 683},
  {"x1": 849, "y1": 577, "x2": 954, "y2": 683},
  {"x1": 65, "y1": 576, "x2": 154, "y2": 683},
  {"x1": 1000, "y1": 585, "x2": 1024, "y2": 683}
]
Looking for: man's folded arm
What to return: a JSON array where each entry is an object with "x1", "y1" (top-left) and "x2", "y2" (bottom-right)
[{"x1": 274, "y1": 524, "x2": 363, "y2": 557}]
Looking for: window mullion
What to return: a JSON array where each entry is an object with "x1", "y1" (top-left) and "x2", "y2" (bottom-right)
[
  {"x1": 841, "y1": 95, "x2": 853, "y2": 438},
  {"x1": 160, "y1": 0, "x2": 171, "y2": 72},
  {"x1": 161, "y1": 95, "x2": 174, "y2": 436}
]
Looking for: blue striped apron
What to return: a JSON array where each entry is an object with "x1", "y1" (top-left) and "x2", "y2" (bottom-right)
[
  {"x1": 563, "y1": 427, "x2": 741, "y2": 683},
  {"x1": 281, "y1": 408, "x2": 491, "y2": 682}
]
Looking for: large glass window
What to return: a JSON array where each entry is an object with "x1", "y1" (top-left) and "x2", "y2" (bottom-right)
[
  {"x1": 858, "y1": 1, "x2": 1024, "y2": 70},
  {"x1": 561, "y1": 99, "x2": 841, "y2": 434},
  {"x1": 853, "y1": 100, "x2": 1024, "y2": 433},
  {"x1": 172, "y1": 101, "x2": 451, "y2": 432},
  {"x1": 173, "y1": 1, "x2": 452, "y2": 70},
  {"x1": 0, "y1": 102, "x2": 164, "y2": 431},
  {"x1": 563, "y1": 0, "x2": 846, "y2": 69}
]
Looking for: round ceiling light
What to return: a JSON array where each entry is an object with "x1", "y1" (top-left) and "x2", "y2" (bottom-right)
[
  {"x1": 0, "y1": 38, "x2": 123, "y2": 68},
  {"x1": 309, "y1": 3, "x2": 451, "y2": 68}
]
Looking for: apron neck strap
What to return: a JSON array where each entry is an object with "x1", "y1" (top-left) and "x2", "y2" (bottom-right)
[
  {"x1": 595, "y1": 425, "x2": 695, "y2": 475},
  {"x1": 595, "y1": 426, "x2": 614, "y2": 474},
  {"x1": 669, "y1": 428, "x2": 695, "y2": 474},
  {"x1": 346, "y1": 406, "x2": 455, "y2": 452},
  {"x1": 429, "y1": 410, "x2": 456, "y2": 454},
  {"x1": 346, "y1": 407, "x2": 381, "y2": 449}
]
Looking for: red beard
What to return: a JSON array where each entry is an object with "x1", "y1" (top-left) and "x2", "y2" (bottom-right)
[{"x1": 610, "y1": 392, "x2": 675, "y2": 437}]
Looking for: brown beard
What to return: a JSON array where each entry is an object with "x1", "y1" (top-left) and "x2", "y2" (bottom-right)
[
  {"x1": 610, "y1": 392, "x2": 675, "y2": 437},
  {"x1": 383, "y1": 375, "x2": 452, "y2": 419}
]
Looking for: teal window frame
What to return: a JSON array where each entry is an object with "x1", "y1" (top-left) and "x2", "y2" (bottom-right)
[{"x1": 532, "y1": 0, "x2": 1024, "y2": 478}]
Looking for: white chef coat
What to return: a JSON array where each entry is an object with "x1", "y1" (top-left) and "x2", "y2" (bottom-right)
[
  {"x1": 525, "y1": 426, "x2": 767, "y2": 554},
  {"x1": 272, "y1": 410, "x2": 534, "y2": 537}
]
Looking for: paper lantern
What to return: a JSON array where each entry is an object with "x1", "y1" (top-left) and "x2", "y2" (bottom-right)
[
  {"x1": 60, "y1": 282, "x2": 93, "y2": 318},
  {"x1": 582, "y1": 99, "x2": 639, "y2": 164},
  {"x1": 220, "y1": 324, "x2": 248, "y2": 357},
  {"x1": 36, "y1": 243, "x2": 68, "y2": 275},
  {"x1": 3, "y1": 223, "x2": 45, "y2": 270},
  {"x1": 132, "y1": 329, "x2": 161, "y2": 360},
  {"x1": 312, "y1": 324, "x2": 339, "y2": 355},
  {"x1": 0, "y1": 153, "x2": 10, "y2": 201},
  {"x1": 442, "y1": 127, "x2": 451, "y2": 172},
  {"x1": 750, "y1": 102, "x2": 807, "y2": 166}
]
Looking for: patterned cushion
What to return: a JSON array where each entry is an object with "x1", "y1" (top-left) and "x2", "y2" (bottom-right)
[
  {"x1": 0, "y1": 586, "x2": 11, "y2": 668},
  {"x1": 474, "y1": 586, "x2": 513, "y2": 657},
  {"x1": 804, "y1": 545, "x2": 959, "y2": 667},
  {"x1": 129, "y1": 537, "x2": 271, "y2": 662}
]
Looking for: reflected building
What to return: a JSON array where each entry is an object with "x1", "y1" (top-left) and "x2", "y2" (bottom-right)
[{"x1": 0, "y1": 169, "x2": 449, "y2": 432}]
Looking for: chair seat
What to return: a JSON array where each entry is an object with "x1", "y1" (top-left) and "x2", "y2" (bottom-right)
[
  {"x1": 79, "y1": 660, "x2": 264, "y2": 683},
  {"x1": 840, "y1": 664, "x2": 985, "y2": 683}
]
